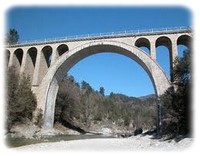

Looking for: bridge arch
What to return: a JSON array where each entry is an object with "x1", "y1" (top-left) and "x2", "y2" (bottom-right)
[
  {"x1": 23, "y1": 47, "x2": 37, "y2": 83},
  {"x1": 6, "y1": 49, "x2": 10, "y2": 66},
  {"x1": 156, "y1": 36, "x2": 172, "y2": 80},
  {"x1": 37, "y1": 45, "x2": 53, "y2": 84},
  {"x1": 27, "y1": 47, "x2": 37, "y2": 67},
  {"x1": 57, "y1": 44, "x2": 69, "y2": 57},
  {"x1": 36, "y1": 40, "x2": 170, "y2": 129},
  {"x1": 41, "y1": 45, "x2": 53, "y2": 68},
  {"x1": 156, "y1": 36, "x2": 172, "y2": 57},
  {"x1": 13, "y1": 48, "x2": 23, "y2": 73},
  {"x1": 177, "y1": 35, "x2": 191, "y2": 47},
  {"x1": 177, "y1": 35, "x2": 192, "y2": 58},
  {"x1": 135, "y1": 37, "x2": 151, "y2": 55}
]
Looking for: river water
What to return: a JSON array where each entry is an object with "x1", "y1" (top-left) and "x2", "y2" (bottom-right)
[{"x1": 6, "y1": 134, "x2": 115, "y2": 148}]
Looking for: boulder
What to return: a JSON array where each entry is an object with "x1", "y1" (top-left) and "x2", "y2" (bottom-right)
[
  {"x1": 102, "y1": 128, "x2": 112, "y2": 136},
  {"x1": 134, "y1": 128, "x2": 143, "y2": 136}
]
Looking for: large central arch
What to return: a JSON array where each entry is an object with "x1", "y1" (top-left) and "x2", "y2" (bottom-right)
[{"x1": 36, "y1": 40, "x2": 170, "y2": 129}]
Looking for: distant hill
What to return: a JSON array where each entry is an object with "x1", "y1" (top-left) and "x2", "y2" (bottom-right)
[
  {"x1": 108, "y1": 93, "x2": 156, "y2": 106},
  {"x1": 138, "y1": 94, "x2": 156, "y2": 100}
]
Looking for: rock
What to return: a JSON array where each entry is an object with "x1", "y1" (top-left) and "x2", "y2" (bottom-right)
[
  {"x1": 10, "y1": 122, "x2": 40, "y2": 139},
  {"x1": 120, "y1": 133, "x2": 132, "y2": 138},
  {"x1": 134, "y1": 128, "x2": 143, "y2": 136},
  {"x1": 174, "y1": 135, "x2": 186, "y2": 142},
  {"x1": 54, "y1": 122, "x2": 81, "y2": 135},
  {"x1": 143, "y1": 129, "x2": 157, "y2": 136},
  {"x1": 35, "y1": 128, "x2": 61, "y2": 137},
  {"x1": 101, "y1": 128, "x2": 112, "y2": 136}
]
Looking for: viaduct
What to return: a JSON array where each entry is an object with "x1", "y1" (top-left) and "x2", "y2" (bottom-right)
[{"x1": 6, "y1": 27, "x2": 192, "y2": 129}]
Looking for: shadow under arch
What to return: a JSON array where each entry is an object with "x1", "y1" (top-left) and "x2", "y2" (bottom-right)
[{"x1": 36, "y1": 40, "x2": 171, "y2": 129}]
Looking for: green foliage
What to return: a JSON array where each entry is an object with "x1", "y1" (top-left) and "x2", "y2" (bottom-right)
[
  {"x1": 6, "y1": 28, "x2": 19, "y2": 45},
  {"x1": 173, "y1": 50, "x2": 191, "y2": 84},
  {"x1": 81, "y1": 80, "x2": 92, "y2": 93},
  {"x1": 7, "y1": 66, "x2": 37, "y2": 131},
  {"x1": 161, "y1": 50, "x2": 191, "y2": 137},
  {"x1": 99, "y1": 87, "x2": 105, "y2": 96}
]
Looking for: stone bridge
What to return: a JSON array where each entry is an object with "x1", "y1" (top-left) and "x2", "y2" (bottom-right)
[{"x1": 6, "y1": 27, "x2": 192, "y2": 129}]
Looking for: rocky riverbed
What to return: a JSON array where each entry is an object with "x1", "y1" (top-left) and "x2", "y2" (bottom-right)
[
  {"x1": 14, "y1": 135, "x2": 193, "y2": 151},
  {"x1": 7, "y1": 121, "x2": 193, "y2": 151}
]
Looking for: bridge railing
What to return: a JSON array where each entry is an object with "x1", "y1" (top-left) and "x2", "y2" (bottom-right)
[{"x1": 7, "y1": 26, "x2": 191, "y2": 46}]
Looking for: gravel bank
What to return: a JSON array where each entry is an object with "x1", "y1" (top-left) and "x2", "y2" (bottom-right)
[{"x1": 15, "y1": 135, "x2": 193, "y2": 151}]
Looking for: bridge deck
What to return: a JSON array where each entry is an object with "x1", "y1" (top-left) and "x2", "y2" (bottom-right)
[{"x1": 7, "y1": 27, "x2": 192, "y2": 48}]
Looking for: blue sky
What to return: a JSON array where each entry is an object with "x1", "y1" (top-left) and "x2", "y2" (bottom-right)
[{"x1": 7, "y1": 6, "x2": 191, "y2": 97}]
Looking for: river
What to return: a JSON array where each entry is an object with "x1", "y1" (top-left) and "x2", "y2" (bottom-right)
[{"x1": 5, "y1": 134, "x2": 115, "y2": 148}]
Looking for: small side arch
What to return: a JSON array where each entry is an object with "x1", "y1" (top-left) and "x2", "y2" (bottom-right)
[
  {"x1": 156, "y1": 36, "x2": 172, "y2": 49},
  {"x1": 177, "y1": 35, "x2": 191, "y2": 48},
  {"x1": 37, "y1": 45, "x2": 53, "y2": 84},
  {"x1": 57, "y1": 44, "x2": 69, "y2": 56},
  {"x1": 42, "y1": 45, "x2": 52, "y2": 68},
  {"x1": 135, "y1": 37, "x2": 150, "y2": 55},
  {"x1": 28, "y1": 47, "x2": 37, "y2": 67},
  {"x1": 156, "y1": 36, "x2": 172, "y2": 80},
  {"x1": 6, "y1": 49, "x2": 10, "y2": 66},
  {"x1": 177, "y1": 34, "x2": 192, "y2": 57},
  {"x1": 13, "y1": 48, "x2": 23, "y2": 73},
  {"x1": 23, "y1": 47, "x2": 37, "y2": 83}
]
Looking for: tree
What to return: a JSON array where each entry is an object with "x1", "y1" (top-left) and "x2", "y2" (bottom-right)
[
  {"x1": 6, "y1": 28, "x2": 19, "y2": 45},
  {"x1": 55, "y1": 75, "x2": 157, "y2": 131},
  {"x1": 99, "y1": 87, "x2": 105, "y2": 96},
  {"x1": 17, "y1": 74, "x2": 37, "y2": 120},
  {"x1": 7, "y1": 67, "x2": 19, "y2": 130},
  {"x1": 55, "y1": 76, "x2": 81, "y2": 122},
  {"x1": 161, "y1": 50, "x2": 191, "y2": 137},
  {"x1": 7, "y1": 66, "x2": 37, "y2": 131},
  {"x1": 81, "y1": 81, "x2": 92, "y2": 92}
]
